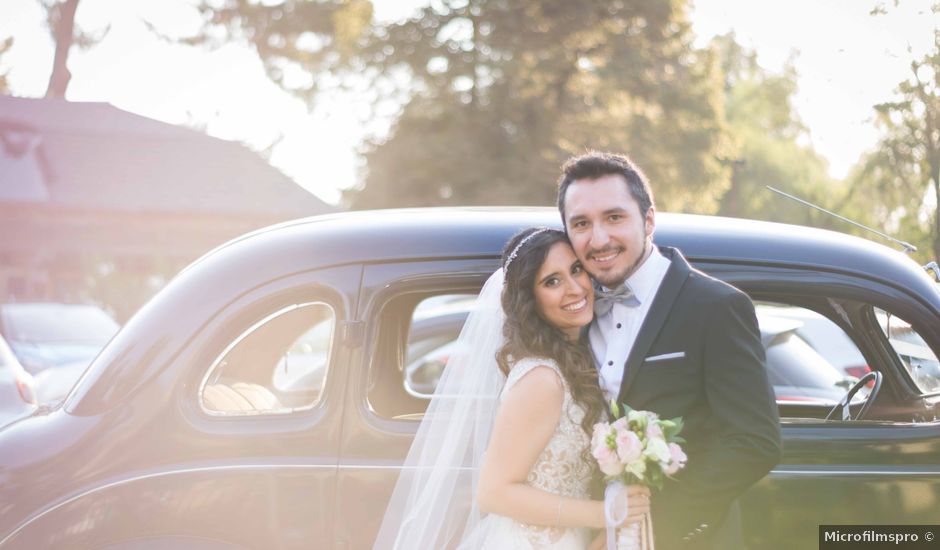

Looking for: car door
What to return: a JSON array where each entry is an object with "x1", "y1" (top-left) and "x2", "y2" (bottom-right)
[
  {"x1": 333, "y1": 258, "x2": 496, "y2": 550},
  {"x1": 170, "y1": 265, "x2": 359, "y2": 550},
  {"x1": 336, "y1": 257, "x2": 940, "y2": 550},
  {"x1": 706, "y1": 262, "x2": 940, "y2": 550},
  {"x1": 1, "y1": 265, "x2": 362, "y2": 550}
]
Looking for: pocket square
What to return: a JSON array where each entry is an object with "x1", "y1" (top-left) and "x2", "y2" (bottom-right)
[{"x1": 645, "y1": 351, "x2": 686, "y2": 362}]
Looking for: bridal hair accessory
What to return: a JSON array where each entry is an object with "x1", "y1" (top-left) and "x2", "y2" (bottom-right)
[{"x1": 503, "y1": 227, "x2": 554, "y2": 274}]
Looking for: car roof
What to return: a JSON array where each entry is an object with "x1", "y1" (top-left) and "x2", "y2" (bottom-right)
[
  {"x1": 68, "y1": 206, "x2": 940, "y2": 414},
  {"x1": 195, "y1": 207, "x2": 936, "y2": 297}
]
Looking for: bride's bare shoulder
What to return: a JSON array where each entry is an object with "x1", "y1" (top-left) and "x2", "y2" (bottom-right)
[{"x1": 504, "y1": 359, "x2": 564, "y2": 405}]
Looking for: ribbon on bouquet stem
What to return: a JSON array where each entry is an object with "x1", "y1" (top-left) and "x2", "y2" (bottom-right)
[{"x1": 604, "y1": 481, "x2": 629, "y2": 550}]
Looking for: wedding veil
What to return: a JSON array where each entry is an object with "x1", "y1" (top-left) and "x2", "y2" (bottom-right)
[{"x1": 373, "y1": 269, "x2": 507, "y2": 549}]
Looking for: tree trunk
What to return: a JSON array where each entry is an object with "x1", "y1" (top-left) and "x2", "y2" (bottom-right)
[
  {"x1": 45, "y1": 0, "x2": 80, "y2": 98},
  {"x1": 717, "y1": 158, "x2": 745, "y2": 217},
  {"x1": 933, "y1": 178, "x2": 940, "y2": 262},
  {"x1": 930, "y1": 150, "x2": 940, "y2": 262}
]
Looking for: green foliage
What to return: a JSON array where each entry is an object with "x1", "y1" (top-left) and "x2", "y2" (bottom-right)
[
  {"x1": 79, "y1": 255, "x2": 188, "y2": 323},
  {"x1": 610, "y1": 399, "x2": 622, "y2": 419},
  {"x1": 660, "y1": 417, "x2": 684, "y2": 442},
  {"x1": 346, "y1": 0, "x2": 731, "y2": 211},
  {"x1": 710, "y1": 34, "x2": 843, "y2": 229},
  {"x1": 190, "y1": 1, "x2": 841, "y2": 221},
  {"x1": 184, "y1": 0, "x2": 373, "y2": 102},
  {"x1": 195, "y1": 0, "x2": 732, "y2": 210},
  {"x1": 844, "y1": 30, "x2": 940, "y2": 263}
]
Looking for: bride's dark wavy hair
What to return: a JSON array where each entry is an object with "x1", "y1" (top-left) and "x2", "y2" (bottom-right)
[{"x1": 496, "y1": 228, "x2": 606, "y2": 449}]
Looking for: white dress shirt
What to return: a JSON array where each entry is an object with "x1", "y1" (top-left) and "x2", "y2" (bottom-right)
[{"x1": 589, "y1": 246, "x2": 671, "y2": 401}]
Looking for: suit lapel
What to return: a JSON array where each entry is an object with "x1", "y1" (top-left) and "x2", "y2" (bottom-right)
[{"x1": 617, "y1": 247, "x2": 692, "y2": 403}]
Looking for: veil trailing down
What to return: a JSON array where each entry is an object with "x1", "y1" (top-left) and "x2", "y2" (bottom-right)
[{"x1": 373, "y1": 269, "x2": 508, "y2": 549}]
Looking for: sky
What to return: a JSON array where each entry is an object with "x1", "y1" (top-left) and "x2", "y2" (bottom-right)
[{"x1": 1, "y1": 0, "x2": 938, "y2": 205}]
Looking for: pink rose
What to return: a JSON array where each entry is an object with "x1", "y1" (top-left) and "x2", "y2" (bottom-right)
[
  {"x1": 663, "y1": 442, "x2": 688, "y2": 475},
  {"x1": 595, "y1": 443, "x2": 625, "y2": 476},
  {"x1": 591, "y1": 423, "x2": 624, "y2": 476},
  {"x1": 591, "y1": 423, "x2": 610, "y2": 449},
  {"x1": 615, "y1": 426, "x2": 643, "y2": 464},
  {"x1": 646, "y1": 421, "x2": 664, "y2": 441},
  {"x1": 611, "y1": 416, "x2": 630, "y2": 433}
]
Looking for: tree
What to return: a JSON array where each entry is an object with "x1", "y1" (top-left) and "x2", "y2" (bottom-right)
[
  {"x1": 348, "y1": 0, "x2": 731, "y2": 211},
  {"x1": 0, "y1": 37, "x2": 12, "y2": 94},
  {"x1": 178, "y1": 0, "x2": 372, "y2": 104},
  {"x1": 194, "y1": 0, "x2": 732, "y2": 212},
  {"x1": 40, "y1": 0, "x2": 109, "y2": 98},
  {"x1": 44, "y1": 0, "x2": 79, "y2": 97},
  {"x1": 847, "y1": 30, "x2": 940, "y2": 262},
  {"x1": 710, "y1": 34, "x2": 841, "y2": 227}
]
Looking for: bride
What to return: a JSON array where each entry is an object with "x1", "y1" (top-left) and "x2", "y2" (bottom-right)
[{"x1": 374, "y1": 227, "x2": 650, "y2": 549}]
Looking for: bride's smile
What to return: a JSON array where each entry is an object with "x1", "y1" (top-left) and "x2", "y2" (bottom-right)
[{"x1": 534, "y1": 243, "x2": 595, "y2": 341}]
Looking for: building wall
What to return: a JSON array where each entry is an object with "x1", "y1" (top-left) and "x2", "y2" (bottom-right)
[{"x1": 0, "y1": 204, "x2": 294, "y2": 321}]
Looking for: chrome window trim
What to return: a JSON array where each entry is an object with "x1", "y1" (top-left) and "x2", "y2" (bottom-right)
[
  {"x1": 768, "y1": 466, "x2": 940, "y2": 477},
  {"x1": 198, "y1": 301, "x2": 336, "y2": 417},
  {"x1": 9, "y1": 461, "x2": 937, "y2": 545},
  {"x1": 330, "y1": 463, "x2": 940, "y2": 476}
]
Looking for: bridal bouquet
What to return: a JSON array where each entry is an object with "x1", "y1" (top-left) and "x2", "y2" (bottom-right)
[{"x1": 591, "y1": 403, "x2": 687, "y2": 550}]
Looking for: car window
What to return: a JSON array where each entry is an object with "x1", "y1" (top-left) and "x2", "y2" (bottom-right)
[
  {"x1": 200, "y1": 302, "x2": 335, "y2": 416},
  {"x1": 403, "y1": 294, "x2": 475, "y2": 399},
  {"x1": 755, "y1": 303, "x2": 866, "y2": 407},
  {"x1": 874, "y1": 308, "x2": 940, "y2": 394},
  {"x1": 395, "y1": 297, "x2": 869, "y2": 418}
]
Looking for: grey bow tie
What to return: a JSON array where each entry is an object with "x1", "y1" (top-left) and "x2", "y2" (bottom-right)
[{"x1": 594, "y1": 283, "x2": 640, "y2": 316}]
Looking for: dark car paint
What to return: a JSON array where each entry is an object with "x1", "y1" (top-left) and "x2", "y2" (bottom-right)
[{"x1": 1, "y1": 208, "x2": 939, "y2": 549}]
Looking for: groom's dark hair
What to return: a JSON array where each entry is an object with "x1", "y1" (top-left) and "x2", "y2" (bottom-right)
[{"x1": 556, "y1": 151, "x2": 655, "y2": 224}]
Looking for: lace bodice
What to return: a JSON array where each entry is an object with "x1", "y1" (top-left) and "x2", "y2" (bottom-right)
[{"x1": 498, "y1": 356, "x2": 595, "y2": 547}]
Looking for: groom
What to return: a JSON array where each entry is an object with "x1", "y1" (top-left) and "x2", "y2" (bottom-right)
[{"x1": 557, "y1": 152, "x2": 781, "y2": 549}]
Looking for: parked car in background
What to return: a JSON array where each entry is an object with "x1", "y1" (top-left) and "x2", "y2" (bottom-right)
[
  {"x1": 763, "y1": 305, "x2": 872, "y2": 380},
  {"x1": 773, "y1": 305, "x2": 940, "y2": 393},
  {"x1": 1, "y1": 209, "x2": 939, "y2": 550},
  {"x1": 0, "y1": 303, "x2": 119, "y2": 404},
  {"x1": 403, "y1": 305, "x2": 856, "y2": 404},
  {"x1": 0, "y1": 335, "x2": 36, "y2": 428},
  {"x1": 877, "y1": 311, "x2": 940, "y2": 393},
  {"x1": 756, "y1": 313, "x2": 861, "y2": 403}
]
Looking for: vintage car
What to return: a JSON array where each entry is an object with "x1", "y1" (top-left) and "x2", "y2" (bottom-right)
[
  {"x1": 0, "y1": 302, "x2": 121, "y2": 405},
  {"x1": 0, "y1": 334, "x2": 36, "y2": 429},
  {"x1": 1, "y1": 208, "x2": 939, "y2": 550}
]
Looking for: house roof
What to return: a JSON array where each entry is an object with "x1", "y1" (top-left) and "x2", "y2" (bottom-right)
[{"x1": 0, "y1": 95, "x2": 334, "y2": 217}]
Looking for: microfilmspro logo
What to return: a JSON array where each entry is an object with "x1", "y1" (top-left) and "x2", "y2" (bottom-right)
[{"x1": 819, "y1": 525, "x2": 939, "y2": 548}]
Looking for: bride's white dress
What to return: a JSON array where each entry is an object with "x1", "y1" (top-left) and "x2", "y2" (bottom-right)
[{"x1": 459, "y1": 356, "x2": 596, "y2": 550}]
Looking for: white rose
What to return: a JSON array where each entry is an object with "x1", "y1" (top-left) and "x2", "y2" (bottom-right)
[{"x1": 643, "y1": 437, "x2": 671, "y2": 463}]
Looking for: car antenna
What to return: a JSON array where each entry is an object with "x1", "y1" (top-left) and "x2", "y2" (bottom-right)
[{"x1": 766, "y1": 186, "x2": 918, "y2": 255}]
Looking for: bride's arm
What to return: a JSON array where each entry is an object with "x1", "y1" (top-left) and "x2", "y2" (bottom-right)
[{"x1": 476, "y1": 364, "x2": 608, "y2": 529}]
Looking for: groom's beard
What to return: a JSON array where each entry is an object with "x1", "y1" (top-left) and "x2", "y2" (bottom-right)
[
  {"x1": 627, "y1": 239, "x2": 653, "y2": 280},
  {"x1": 599, "y1": 238, "x2": 652, "y2": 288}
]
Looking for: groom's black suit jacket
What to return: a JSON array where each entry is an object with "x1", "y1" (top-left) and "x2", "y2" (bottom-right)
[{"x1": 612, "y1": 247, "x2": 781, "y2": 549}]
